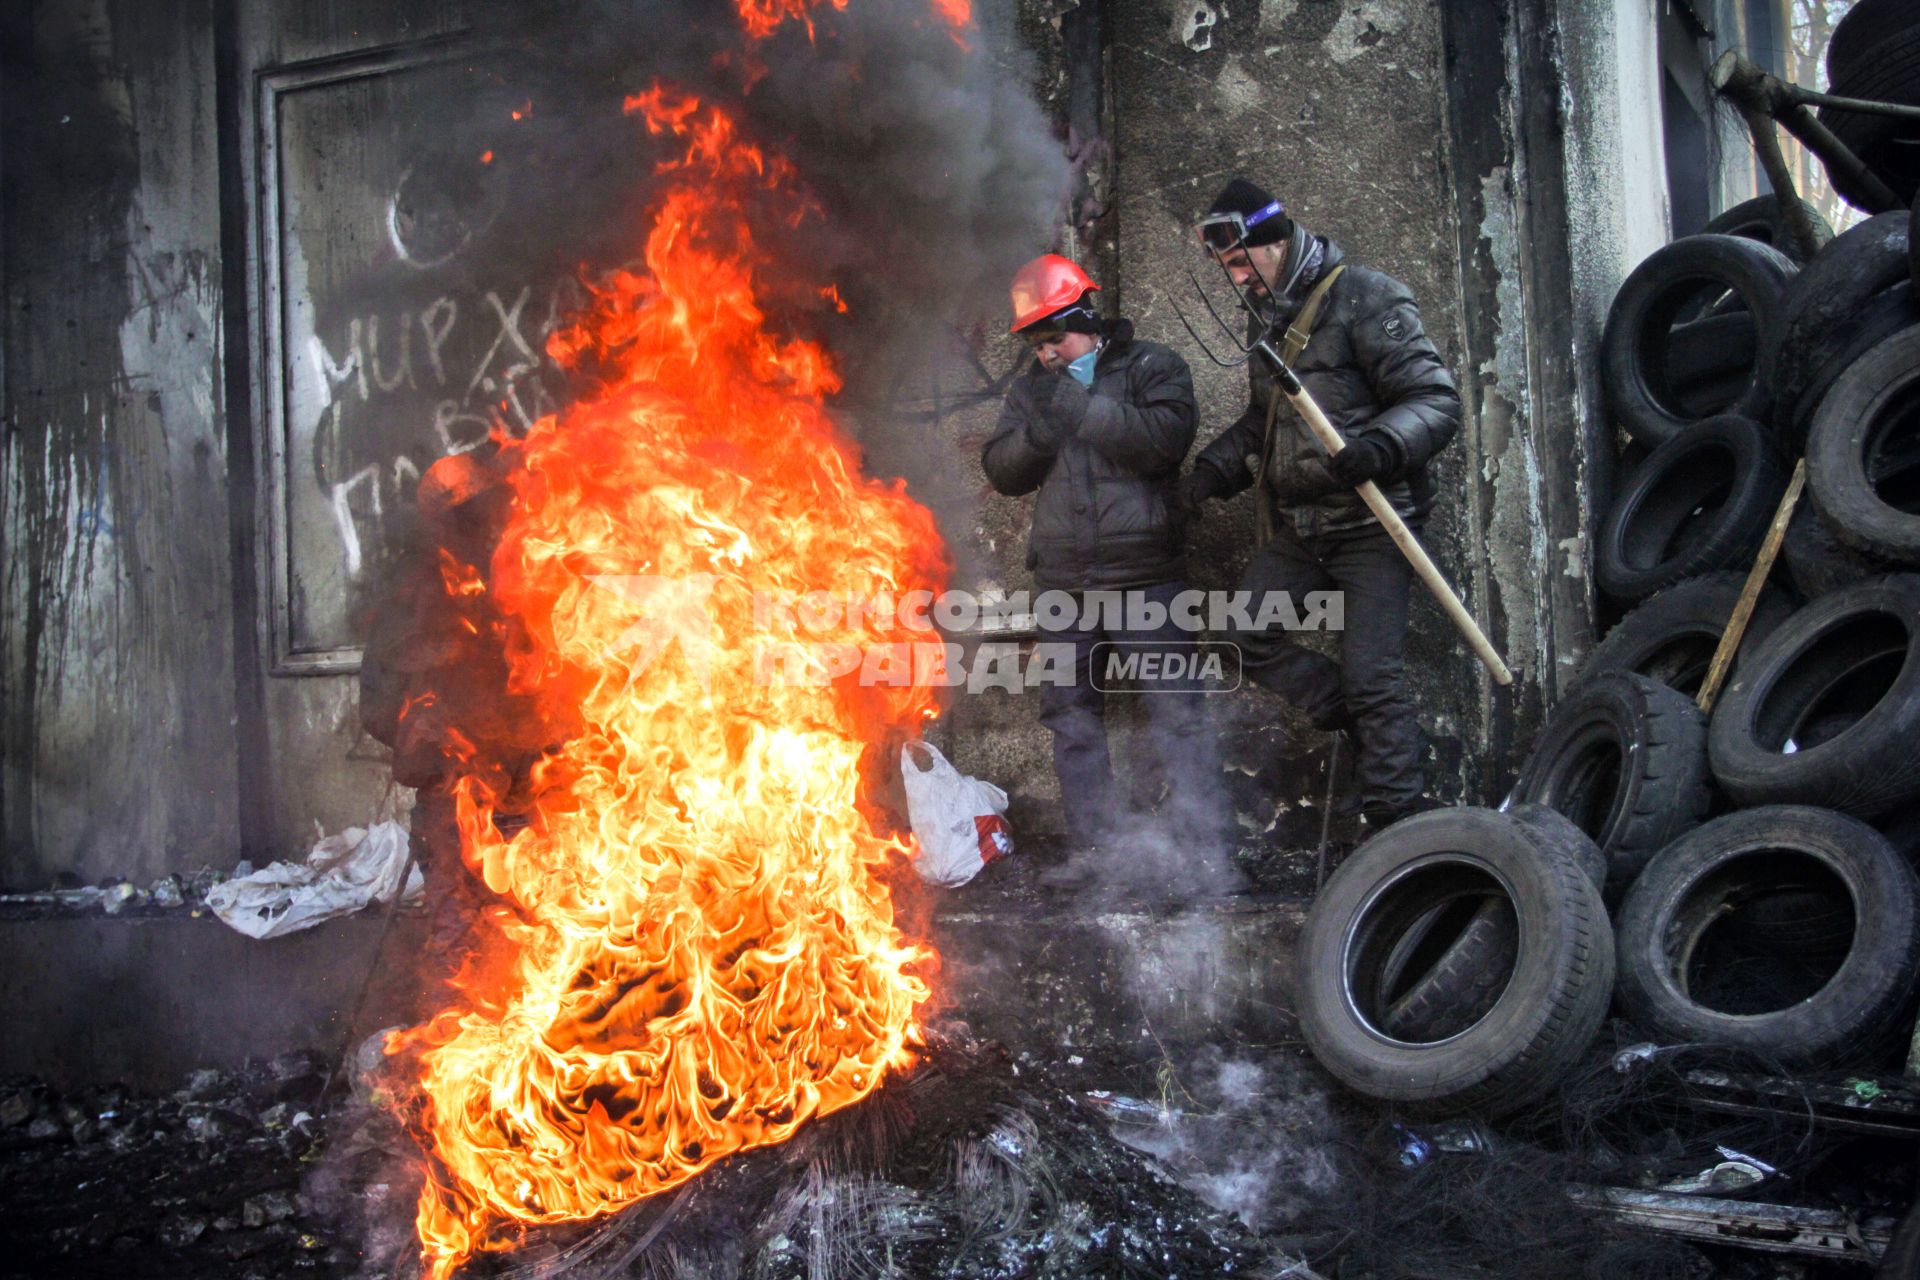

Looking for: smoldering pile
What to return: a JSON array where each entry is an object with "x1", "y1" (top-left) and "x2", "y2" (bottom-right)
[{"x1": 311, "y1": 1028, "x2": 1301, "y2": 1280}]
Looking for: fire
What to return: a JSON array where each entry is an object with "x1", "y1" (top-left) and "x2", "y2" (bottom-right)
[{"x1": 401, "y1": 68, "x2": 946, "y2": 1279}]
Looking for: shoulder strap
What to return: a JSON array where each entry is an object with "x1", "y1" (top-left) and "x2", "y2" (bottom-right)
[{"x1": 1278, "y1": 264, "x2": 1346, "y2": 366}]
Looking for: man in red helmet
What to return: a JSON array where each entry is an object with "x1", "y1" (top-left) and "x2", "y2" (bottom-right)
[
  {"x1": 982, "y1": 254, "x2": 1225, "y2": 882},
  {"x1": 1178, "y1": 179, "x2": 1461, "y2": 832}
]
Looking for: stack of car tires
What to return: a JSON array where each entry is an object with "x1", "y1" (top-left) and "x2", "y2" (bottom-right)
[{"x1": 1295, "y1": 191, "x2": 1920, "y2": 1122}]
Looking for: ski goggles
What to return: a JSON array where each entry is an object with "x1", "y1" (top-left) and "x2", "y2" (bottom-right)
[
  {"x1": 1020, "y1": 303, "x2": 1100, "y2": 344},
  {"x1": 1196, "y1": 200, "x2": 1285, "y2": 255}
]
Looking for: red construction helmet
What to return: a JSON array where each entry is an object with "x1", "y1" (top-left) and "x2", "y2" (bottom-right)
[{"x1": 1008, "y1": 254, "x2": 1100, "y2": 333}]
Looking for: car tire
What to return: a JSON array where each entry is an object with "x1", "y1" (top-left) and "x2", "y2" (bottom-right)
[
  {"x1": 1702, "y1": 194, "x2": 1833, "y2": 264},
  {"x1": 1616, "y1": 805, "x2": 1920, "y2": 1068},
  {"x1": 1805, "y1": 325, "x2": 1920, "y2": 565},
  {"x1": 1782, "y1": 502, "x2": 1896, "y2": 600},
  {"x1": 1373, "y1": 803, "x2": 1611, "y2": 1045},
  {"x1": 1513, "y1": 671, "x2": 1712, "y2": 888},
  {"x1": 1819, "y1": 28, "x2": 1920, "y2": 208},
  {"x1": 1578, "y1": 572, "x2": 1793, "y2": 700},
  {"x1": 1759, "y1": 211, "x2": 1915, "y2": 447},
  {"x1": 1506, "y1": 802, "x2": 1609, "y2": 891},
  {"x1": 1296, "y1": 807, "x2": 1614, "y2": 1116},
  {"x1": 1595, "y1": 415, "x2": 1789, "y2": 603},
  {"x1": 1602, "y1": 236, "x2": 1798, "y2": 447},
  {"x1": 1377, "y1": 896, "x2": 1519, "y2": 1045},
  {"x1": 1827, "y1": 0, "x2": 1920, "y2": 90},
  {"x1": 1707, "y1": 574, "x2": 1920, "y2": 818}
]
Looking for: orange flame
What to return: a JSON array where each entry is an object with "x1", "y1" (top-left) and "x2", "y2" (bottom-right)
[
  {"x1": 734, "y1": 0, "x2": 849, "y2": 41},
  {"x1": 403, "y1": 80, "x2": 945, "y2": 1278}
]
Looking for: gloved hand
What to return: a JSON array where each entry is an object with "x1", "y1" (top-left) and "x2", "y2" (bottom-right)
[
  {"x1": 1269, "y1": 456, "x2": 1345, "y2": 504},
  {"x1": 1015, "y1": 373, "x2": 1078, "y2": 453},
  {"x1": 1325, "y1": 432, "x2": 1397, "y2": 487},
  {"x1": 1177, "y1": 466, "x2": 1231, "y2": 516}
]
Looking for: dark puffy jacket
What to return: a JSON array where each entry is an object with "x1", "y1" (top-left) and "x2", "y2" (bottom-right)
[
  {"x1": 981, "y1": 319, "x2": 1196, "y2": 591},
  {"x1": 1195, "y1": 235, "x2": 1461, "y2": 537}
]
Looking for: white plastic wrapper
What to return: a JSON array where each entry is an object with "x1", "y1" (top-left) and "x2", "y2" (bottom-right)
[
  {"x1": 900, "y1": 740, "x2": 1014, "y2": 887},
  {"x1": 206, "y1": 821, "x2": 424, "y2": 939}
]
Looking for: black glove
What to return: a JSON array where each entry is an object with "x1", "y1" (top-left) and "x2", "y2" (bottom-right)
[
  {"x1": 1325, "y1": 432, "x2": 1398, "y2": 487},
  {"x1": 1177, "y1": 466, "x2": 1232, "y2": 515},
  {"x1": 1015, "y1": 373, "x2": 1079, "y2": 453}
]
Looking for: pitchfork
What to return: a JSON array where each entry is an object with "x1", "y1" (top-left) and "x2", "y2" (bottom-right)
[{"x1": 1173, "y1": 247, "x2": 1514, "y2": 687}]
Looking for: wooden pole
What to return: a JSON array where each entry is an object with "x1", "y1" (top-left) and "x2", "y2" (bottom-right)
[
  {"x1": 1697, "y1": 459, "x2": 1805, "y2": 715},
  {"x1": 1269, "y1": 357, "x2": 1515, "y2": 686}
]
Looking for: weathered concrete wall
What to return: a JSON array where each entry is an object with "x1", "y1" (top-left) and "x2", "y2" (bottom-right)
[{"x1": 1, "y1": 0, "x2": 241, "y2": 889}]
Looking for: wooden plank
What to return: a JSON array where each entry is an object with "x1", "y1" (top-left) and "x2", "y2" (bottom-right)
[
  {"x1": 1697, "y1": 458, "x2": 1805, "y2": 714},
  {"x1": 1569, "y1": 1186, "x2": 1896, "y2": 1262}
]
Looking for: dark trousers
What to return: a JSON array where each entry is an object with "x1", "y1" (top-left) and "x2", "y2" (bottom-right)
[
  {"x1": 1036, "y1": 580, "x2": 1225, "y2": 849},
  {"x1": 1235, "y1": 521, "x2": 1426, "y2": 810}
]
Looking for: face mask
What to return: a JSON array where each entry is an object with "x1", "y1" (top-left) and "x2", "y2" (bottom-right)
[{"x1": 1066, "y1": 347, "x2": 1099, "y2": 387}]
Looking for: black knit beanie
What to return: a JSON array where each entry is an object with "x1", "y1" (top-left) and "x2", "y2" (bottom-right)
[
  {"x1": 1040, "y1": 292, "x2": 1104, "y2": 334},
  {"x1": 1203, "y1": 178, "x2": 1293, "y2": 248}
]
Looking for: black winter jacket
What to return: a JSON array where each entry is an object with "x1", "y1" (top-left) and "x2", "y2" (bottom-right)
[
  {"x1": 981, "y1": 319, "x2": 1196, "y2": 591},
  {"x1": 1195, "y1": 233, "x2": 1462, "y2": 537}
]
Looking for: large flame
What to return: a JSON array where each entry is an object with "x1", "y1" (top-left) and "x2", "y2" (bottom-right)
[{"x1": 401, "y1": 53, "x2": 951, "y2": 1279}]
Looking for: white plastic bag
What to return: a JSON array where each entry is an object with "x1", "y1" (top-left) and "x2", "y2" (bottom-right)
[
  {"x1": 206, "y1": 820, "x2": 424, "y2": 939},
  {"x1": 900, "y1": 740, "x2": 1013, "y2": 887}
]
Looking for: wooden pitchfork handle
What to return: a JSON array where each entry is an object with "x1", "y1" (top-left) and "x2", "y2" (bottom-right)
[{"x1": 1267, "y1": 353, "x2": 1514, "y2": 686}]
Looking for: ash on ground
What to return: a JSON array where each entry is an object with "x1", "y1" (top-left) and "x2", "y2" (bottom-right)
[{"x1": 0, "y1": 1026, "x2": 1902, "y2": 1279}]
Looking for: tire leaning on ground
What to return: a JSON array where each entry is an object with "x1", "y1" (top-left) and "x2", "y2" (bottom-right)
[
  {"x1": 1512, "y1": 671, "x2": 1712, "y2": 888},
  {"x1": 1373, "y1": 804, "x2": 1608, "y2": 1045},
  {"x1": 1707, "y1": 574, "x2": 1920, "y2": 819},
  {"x1": 1296, "y1": 806, "x2": 1615, "y2": 1117},
  {"x1": 1805, "y1": 324, "x2": 1920, "y2": 564},
  {"x1": 1759, "y1": 211, "x2": 1914, "y2": 447},
  {"x1": 1615, "y1": 806, "x2": 1920, "y2": 1069},
  {"x1": 1602, "y1": 235, "x2": 1798, "y2": 447},
  {"x1": 1578, "y1": 571, "x2": 1793, "y2": 700},
  {"x1": 1594, "y1": 415, "x2": 1788, "y2": 603}
]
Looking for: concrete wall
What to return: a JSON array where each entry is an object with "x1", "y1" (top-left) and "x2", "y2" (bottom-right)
[
  {"x1": 1, "y1": 0, "x2": 243, "y2": 888},
  {"x1": 3, "y1": 0, "x2": 1722, "y2": 882}
]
